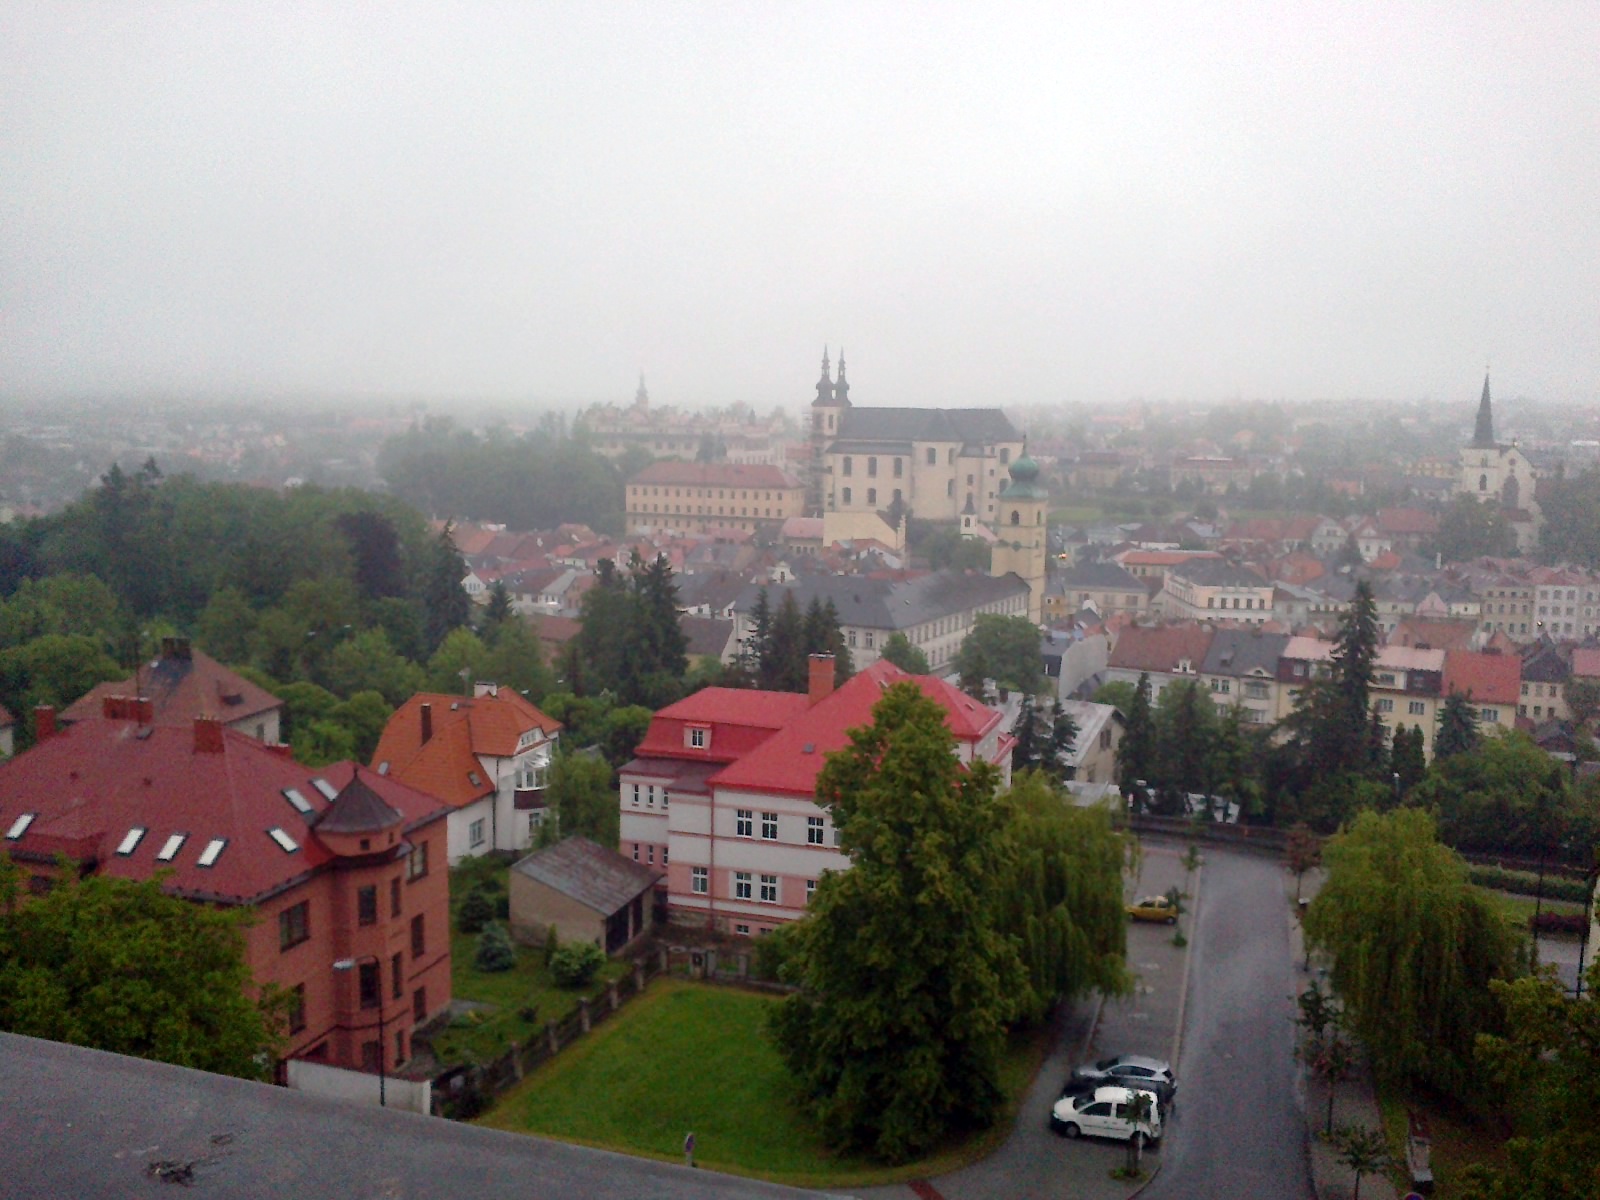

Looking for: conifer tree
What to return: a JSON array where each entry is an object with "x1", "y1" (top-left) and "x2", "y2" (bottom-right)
[
  {"x1": 1435, "y1": 692, "x2": 1481, "y2": 760},
  {"x1": 1118, "y1": 672, "x2": 1157, "y2": 788}
]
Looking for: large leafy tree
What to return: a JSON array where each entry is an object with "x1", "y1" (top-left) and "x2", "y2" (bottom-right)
[
  {"x1": 1407, "y1": 730, "x2": 1571, "y2": 857},
  {"x1": 1430, "y1": 493, "x2": 1516, "y2": 563},
  {"x1": 878, "y1": 631, "x2": 931, "y2": 675},
  {"x1": 769, "y1": 683, "x2": 1026, "y2": 1162},
  {"x1": 1461, "y1": 969, "x2": 1600, "y2": 1200},
  {"x1": 1303, "y1": 809, "x2": 1525, "y2": 1093},
  {"x1": 547, "y1": 749, "x2": 619, "y2": 847},
  {"x1": 0, "y1": 860, "x2": 283, "y2": 1079},
  {"x1": 954, "y1": 613, "x2": 1044, "y2": 698}
]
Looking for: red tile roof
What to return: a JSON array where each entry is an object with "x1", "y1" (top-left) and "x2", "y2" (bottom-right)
[
  {"x1": 0, "y1": 722, "x2": 446, "y2": 904},
  {"x1": 62, "y1": 646, "x2": 280, "y2": 729},
  {"x1": 1442, "y1": 650, "x2": 1521, "y2": 706},
  {"x1": 1375, "y1": 507, "x2": 1440, "y2": 536},
  {"x1": 708, "y1": 661, "x2": 1002, "y2": 797},
  {"x1": 1107, "y1": 624, "x2": 1216, "y2": 674},
  {"x1": 1569, "y1": 647, "x2": 1600, "y2": 679},
  {"x1": 371, "y1": 690, "x2": 561, "y2": 808},
  {"x1": 629, "y1": 461, "x2": 801, "y2": 489}
]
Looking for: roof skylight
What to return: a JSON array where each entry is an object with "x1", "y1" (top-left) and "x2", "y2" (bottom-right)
[
  {"x1": 156, "y1": 833, "x2": 187, "y2": 861},
  {"x1": 197, "y1": 838, "x2": 227, "y2": 867},
  {"x1": 311, "y1": 778, "x2": 339, "y2": 800},
  {"x1": 268, "y1": 827, "x2": 300, "y2": 853},
  {"x1": 5, "y1": 813, "x2": 35, "y2": 840},
  {"x1": 115, "y1": 827, "x2": 147, "y2": 855},
  {"x1": 282, "y1": 787, "x2": 312, "y2": 813}
]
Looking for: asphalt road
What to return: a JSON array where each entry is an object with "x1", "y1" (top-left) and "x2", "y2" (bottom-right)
[{"x1": 1140, "y1": 845, "x2": 1313, "y2": 1200}]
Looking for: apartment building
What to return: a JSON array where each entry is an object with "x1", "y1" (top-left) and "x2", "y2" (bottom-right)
[
  {"x1": 0, "y1": 708, "x2": 452, "y2": 1085},
  {"x1": 625, "y1": 461, "x2": 806, "y2": 535},
  {"x1": 1158, "y1": 559, "x2": 1274, "y2": 625},
  {"x1": 618, "y1": 657, "x2": 1012, "y2": 936}
]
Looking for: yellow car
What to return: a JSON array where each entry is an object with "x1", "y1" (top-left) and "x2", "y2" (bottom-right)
[{"x1": 1126, "y1": 895, "x2": 1178, "y2": 924}]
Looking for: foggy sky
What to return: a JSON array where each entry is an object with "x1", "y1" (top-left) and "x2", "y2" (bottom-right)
[{"x1": 3, "y1": 4, "x2": 1598, "y2": 410}]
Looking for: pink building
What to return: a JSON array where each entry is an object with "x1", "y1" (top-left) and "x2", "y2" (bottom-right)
[{"x1": 619, "y1": 657, "x2": 1013, "y2": 937}]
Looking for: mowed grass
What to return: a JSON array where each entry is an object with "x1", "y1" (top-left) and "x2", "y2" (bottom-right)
[
  {"x1": 1475, "y1": 887, "x2": 1586, "y2": 932},
  {"x1": 479, "y1": 978, "x2": 1049, "y2": 1187}
]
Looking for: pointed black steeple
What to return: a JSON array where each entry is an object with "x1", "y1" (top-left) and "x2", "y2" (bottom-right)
[
  {"x1": 834, "y1": 348, "x2": 850, "y2": 405},
  {"x1": 1472, "y1": 371, "x2": 1495, "y2": 448},
  {"x1": 813, "y1": 347, "x2": 834, "y2": 406}
]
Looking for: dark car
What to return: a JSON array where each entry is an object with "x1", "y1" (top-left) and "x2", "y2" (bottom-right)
[{"x1": 1069, "y1": 1054, "x2": 1176, "y2": 1107}]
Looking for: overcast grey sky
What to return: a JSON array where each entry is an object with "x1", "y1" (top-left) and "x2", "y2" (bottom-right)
[{"x1": 3, "y1": 3, "x2": 1597, "y2": 410}]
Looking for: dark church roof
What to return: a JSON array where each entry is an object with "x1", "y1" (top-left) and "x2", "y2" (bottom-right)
[
  {"x1": 834, "y1": 407, "x2": 1020, "y2": 446},
  {"x1": 1472, "y1": 371, "x2": 1497, "y2": 449}
]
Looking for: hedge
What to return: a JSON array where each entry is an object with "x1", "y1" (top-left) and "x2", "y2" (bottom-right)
[{"x1": 1469, "y1": 864, "x2": 1592, "y2": 904}]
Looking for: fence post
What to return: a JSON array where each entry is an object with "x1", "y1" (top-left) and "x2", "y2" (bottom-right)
[
  {"x1": 546, "y1": 1020, "x2": 559, "y2": 1054},
  {"x1": 579, "y1": 996, "x2": 591, "y2": 1033},
  {"x1": 510, "y1": 1041, "x2": 523, "y2": 1081},
  {"x1": 658, "y1": 945, "x2": 669, "y2": 973},
  {"x1": 608, "y1": 980, "x2": 620, "y2": 1011},
  {"x1": 633, "y1": 957, "x2": 646, "y2": 993}
]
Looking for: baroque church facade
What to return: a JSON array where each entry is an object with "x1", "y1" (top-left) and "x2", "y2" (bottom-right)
[
  {"x1": 806, "y1": 350, "x2": 1025, "y2": 528},
  {"x1": 1457, "y1": 372, "x2": 1541, "y2": 552}
]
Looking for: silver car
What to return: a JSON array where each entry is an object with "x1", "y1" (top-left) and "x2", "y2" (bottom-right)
[{"x1": 1068, "y1": 1054, "x2": 1176, "y2": 1106}]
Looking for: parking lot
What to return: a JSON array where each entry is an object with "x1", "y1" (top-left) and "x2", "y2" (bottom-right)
[{"x1": 861, "y1": 841, "x2": 1195, "y2": 1200}]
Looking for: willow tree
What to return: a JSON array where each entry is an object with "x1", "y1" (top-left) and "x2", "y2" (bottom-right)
[
  {"x1": 768, "y1": 683, "x2": 1025, "y2": 1163},
  {"x1": 1303, "y1": 808, "x2": 1525, "y2": 1093},
  {"x1": 995, "y1": 772, "x2": 1129, "y2": 1024}
]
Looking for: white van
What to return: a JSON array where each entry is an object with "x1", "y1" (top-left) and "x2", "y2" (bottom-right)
[{"x1": 1050, "y1": 1085, "x2": 1163, "y2": 1143}]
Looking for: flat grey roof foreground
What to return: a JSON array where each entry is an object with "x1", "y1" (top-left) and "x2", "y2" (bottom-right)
[{"x1": 0, "y1": 1033, "x2": 839, "y2": 1200}]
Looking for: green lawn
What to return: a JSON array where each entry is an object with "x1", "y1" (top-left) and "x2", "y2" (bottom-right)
[
  {"x1": 1380, "y1": 1090, "x2": 1508, "y2": 1196},
  {"x1": 433, "y1": 854, "x2": 628, "y2": 1064},
  {"x1": 478, "y1": 979, "x2": 1048, "y2": 1187},
  {"x1": 1476, "y1": 887, "x2": 1586, "y2": 931}
]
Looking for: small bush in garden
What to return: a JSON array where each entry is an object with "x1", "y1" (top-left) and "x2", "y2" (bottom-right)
[
  {"x1": 474, "y1": 922, "x2": 517, "y2": 972},
  {"x1": 543, "y1": 924, "x2": 560, "y2": 965},
  {"x1": 549, "y1": 942, "x2": 606, "y2": 988},
  {"x1": 1529, "y1": 911, "x2": 1588, "y2": 936},
  {"x1": 495, "y1": 894, "x2": 510, "y2": 920},
  {"x1": 458, "y1": 887, "x2": 494, "y2": 934}
]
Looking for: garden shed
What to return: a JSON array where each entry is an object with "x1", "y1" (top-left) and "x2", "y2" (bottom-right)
[{"x1": 509, "y1": 837, "x2": 662, "y2": 955}]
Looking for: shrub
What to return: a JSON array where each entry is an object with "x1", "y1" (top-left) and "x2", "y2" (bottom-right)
[
  {"x1": 473, "y1": 922, "x2": 517, "y2": 972},
  {"x1": 1469, "y1": 864, "x2": 1591, "y2": 903},
  {"x1": 543, "y1": 924, "x2": 559, "y2": 965},
  {"x1": 1530, "y1": 911, "x2": 1588, "y2": 936},
  {"x1": 457, "y1": 887, "x2": 494, "y2": 934},
  {"x1": 549, "y1": 942, "x2": 606, "y2": 988},
  {"x1": 495, "y1": 894, "x2": 510, "y2": 920}
]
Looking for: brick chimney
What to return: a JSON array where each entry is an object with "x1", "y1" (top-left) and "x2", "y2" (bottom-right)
[
  {"x1": 193, "y1": 717, "x2": 225, "y2": 754},
  {"x1": 34, "y1": 705, "x2": 57, "y2": 741},
  {"x1": 420, "y1": 702, "x2": 433, "y2": 744},
  {"x1": 808, "y1": 654, "x2": 836, "y2": 706}
]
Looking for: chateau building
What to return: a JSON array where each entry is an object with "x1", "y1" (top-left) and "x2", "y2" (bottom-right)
[
  {"x1": 806, "y1": 351, "x2": 1024, "y2": 526},
  {"x1": 624, "y1": 461, "x2": 806, "y2": 535}
]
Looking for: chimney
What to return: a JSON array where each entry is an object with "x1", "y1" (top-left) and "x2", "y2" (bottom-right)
[
  {"x1": 193, "y1": 717, "x2": 225, "y2": 754},
  {"x1": 808, "y1": 654, "x2": 836, "y2": 706},
  {"x1": 135, "y1": 697, "x2": 153, "y2": 724},
  {"x1": 420, "y1": 702, "x2": 433, "y2": 744},
  {"x1": 102, "y1": 695, "x2": 123, "y2": 720},
  {"x1": 34, "y1": 705, "x2": 57, "y2": 741}
]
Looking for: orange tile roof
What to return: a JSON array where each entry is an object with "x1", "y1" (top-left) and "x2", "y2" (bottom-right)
[
  {"x1": 371, "y1": 690, "x2": 561, "y2": 809},
  {"x1": 1443, "y1": 650, "x2": 1521, "y2": 706}
]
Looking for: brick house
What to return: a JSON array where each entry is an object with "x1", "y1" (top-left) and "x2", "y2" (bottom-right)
[
  {"x1": 0, "y1": 706, "x2": 452, "y2": 1085},
  {"x1": 618, "y1": 657, "x2": 1013, "y2": 937},
  {"x1": 371, "y1": 684, "x2": 562, "y2": 864}
]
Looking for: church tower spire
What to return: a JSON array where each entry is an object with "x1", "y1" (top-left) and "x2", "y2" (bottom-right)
[
  {"x1": 814, "y1": 347, "x2": 834, "y2": 406},
  {"x1": 834, "y1": 348, "x2": 850, "y2": 404},
  {"x1": 1472, "y1": 370, "x2": 1495, "y2": 448}
]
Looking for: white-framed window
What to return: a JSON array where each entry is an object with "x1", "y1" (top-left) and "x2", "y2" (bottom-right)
[
  {"x1": 736, "y1": 809, "x2": 753, "y2": 837},
  {"x1": 692, "y1": 867, "x2": 708, "y2": 894},
  {"x1": 833, "y1": 826, "x2": 842, "y2": 847},
  {"x1": 735, "y1": 923, "x2": 750, "y2": 935},
  {"x1": 807, "y1": 816, "x2": 825, "y2": 845},
  {"x1": 688, "y1": 727, "x2": 708, "y2": 749},
  {"x1": 662, "y1": 846, "x2": 669, "y2": 865},
  {"x1": 632, "y1": 843, "x2": 640, "y2": 861},
  {"x1": 1408, "y1": 700, "x2": 1425, "y2": 715},
  {"x1": 806, "y1": 879, "x2": 817, "y2": 900},
  {"x1": 647, "y1": 785, "x2": 656, "y2": 807},
  {"x1": 662, "y1": 790, "x2": 669, "y2": 809},
  {"x1": 735, "y1": 871, "x2": 752, "y2": 900},
  {"x1": 631, "y1": 784, "x2": 640, "y2": 807},
  {"x1": 761, "y1": 812, "x2": 778, "y2": 840},
  {"x1": 1481, "y1": 708, "x2": 1500, "y2": 723},
  {"x1": 647, "y1": 845, "x2": 655, "y2": 864},
  {"x1": 469, "y1": 819, "x2": 486, "y2": 847},
  {"x1": 864, "y1": 631, "x2": 875, "y2": 648},
  {"x1": 1376, "y1": 698, "x2": 1394, "y2": 713},
  {"x1": 760, "y1": 875, "x2": 778, "y2": 903}
]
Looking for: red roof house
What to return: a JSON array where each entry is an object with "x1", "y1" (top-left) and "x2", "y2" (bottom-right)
[
  {"x1": 618, "y1": 657, "x2": 1013, "y2": 936},
  {"x1": 62, "y1": 638, "x2": 282, "y2": 742},
  {"x1": 0, "y1": 707, "x2": 452, "y2": 1089},
  {"x1": 370, "y1": 684, "x2": 562, "y2": 864}
]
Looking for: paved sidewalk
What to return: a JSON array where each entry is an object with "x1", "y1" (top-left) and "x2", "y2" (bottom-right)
[{"x1": 1288, "y1": 873, "x2": 1401, "y2": 1200}]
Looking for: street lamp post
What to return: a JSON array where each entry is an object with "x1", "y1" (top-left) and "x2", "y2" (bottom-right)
[{"x1": 333, "y1": 955, "x2": 386, "y2": 1106}]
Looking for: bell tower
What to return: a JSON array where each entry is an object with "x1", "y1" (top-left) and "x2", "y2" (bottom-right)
[
  {"x1": 807, "y1": 348, "x2": 848, "y2": 515},
  {"x1": 989, "y1": 448, "x2": 1049, "y2": 623}
]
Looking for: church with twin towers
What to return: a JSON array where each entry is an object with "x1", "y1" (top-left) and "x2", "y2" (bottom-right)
[{"x1": 806, "y1": 349, "x2": 1049, "y2": 621}]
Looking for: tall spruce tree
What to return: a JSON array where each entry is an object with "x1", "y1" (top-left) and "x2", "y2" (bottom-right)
[
  {"x1": 1435, "y1": 692, "x2": 1481, "y2": 760},
  {"x1": 1118, "y1": 672, "x2": 1157, "y2": 789},
  {"x1": 763, "y1": 590, "x2": 807, "y2": 692}
]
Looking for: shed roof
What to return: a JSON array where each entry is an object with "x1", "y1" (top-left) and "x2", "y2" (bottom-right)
[{"x1": 511, "y1": 837, "x2": 661, "y2": 915}]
